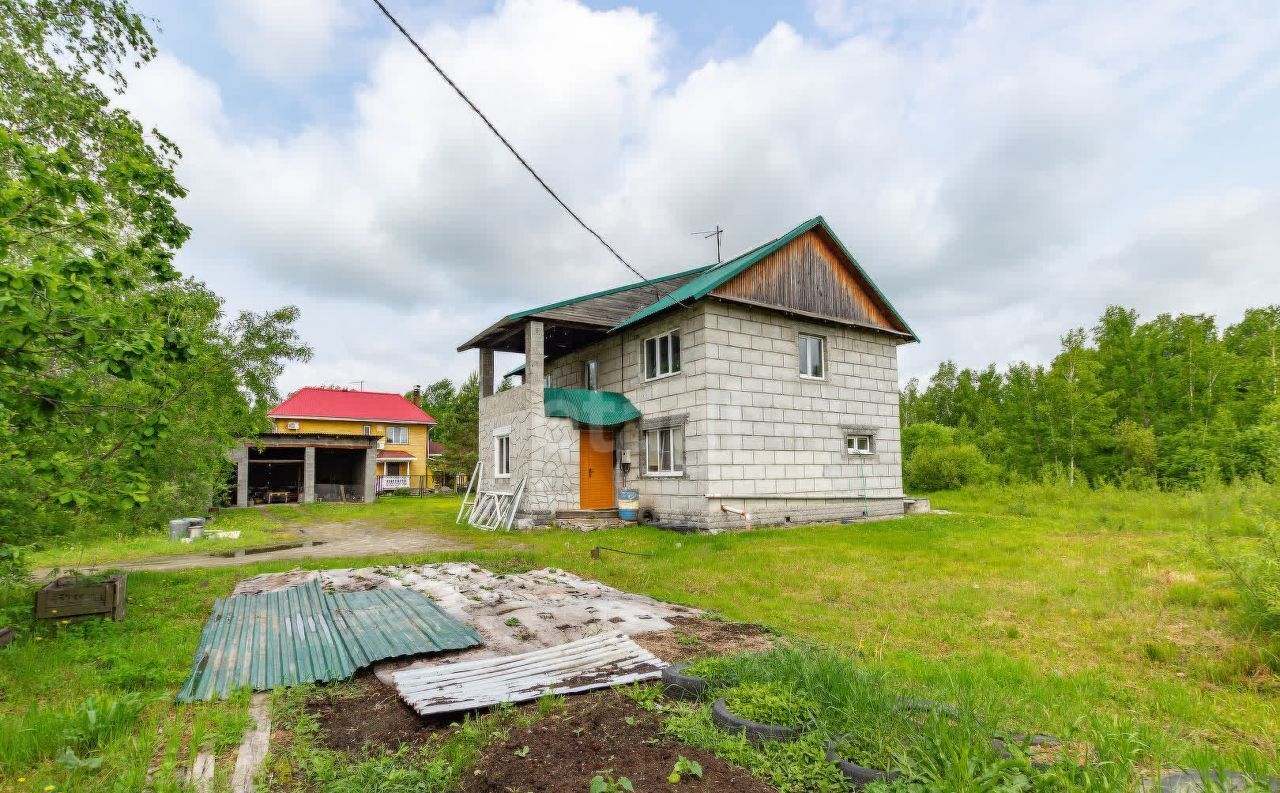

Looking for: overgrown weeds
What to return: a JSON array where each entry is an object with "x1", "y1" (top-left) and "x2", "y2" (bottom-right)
[{"x1": 665, "y1": 645, "x2": 1277, "y2": 793}]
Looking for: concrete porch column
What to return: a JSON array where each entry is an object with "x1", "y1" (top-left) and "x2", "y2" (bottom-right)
[
  {"x1": 232, "y1": 445, "x2": 249, "y2": 507},
  {"x1": 363, "y1": 447, "x2": 377, "y2": 502},
  {"x1": 525, "y1": 320, "x2": 545, "y2": 390},
  {"x1": 302, "y1": 446, "x2": 316, "y2": 504},
  {"x1": 479, "y1": 348, "x2": 495, "y2": 397}
]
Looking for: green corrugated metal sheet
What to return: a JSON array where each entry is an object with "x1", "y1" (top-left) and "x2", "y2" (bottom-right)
[
  {"x1": 544, "y1": 388, "x2": 641, "y2": 426},
  {"x1": 505, "y1": 264, "x2": 715, "y2": 322},
  {"x1": 610, "y1": 216, "x2": 919, "y2": 341},
  {"x1": 176, "y1": 579, "x2": 481, "y2": 702}
]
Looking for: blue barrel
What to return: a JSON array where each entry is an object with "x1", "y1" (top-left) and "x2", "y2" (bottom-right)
[{"x1": 618, "y1": 489, "x2": 639, "y2": 520}]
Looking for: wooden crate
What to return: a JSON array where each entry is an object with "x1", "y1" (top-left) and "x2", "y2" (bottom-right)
[{"x1": 35, "y1": 574, "x2": 127, "y2": 621}]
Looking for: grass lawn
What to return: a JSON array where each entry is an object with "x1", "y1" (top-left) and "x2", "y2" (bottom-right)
[
  {"x1": 27, "y1": 508, "x2": 304, "y2": 571},
  {"x1": 1, "y1": 485, "x2": 1277, "y2": 790}
]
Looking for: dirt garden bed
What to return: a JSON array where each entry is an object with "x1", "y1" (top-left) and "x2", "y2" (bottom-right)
[
  {"x1": 307, "y1": 675, "x2": 456, "y2": 753},
  {"x1": 631, "y1": 614, "x2": 776, "y2": 662},
  {"x1": 459, "y1": 690, "x2": 776, "y2": 793}
]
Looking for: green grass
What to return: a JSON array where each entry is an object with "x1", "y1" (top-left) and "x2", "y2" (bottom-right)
[
  {"x1": 27, "y1": 507, "x2": 303, "y2": 571},
  {"x1": 2, "y1": 484, "x2": 1277, "y2": 790}
]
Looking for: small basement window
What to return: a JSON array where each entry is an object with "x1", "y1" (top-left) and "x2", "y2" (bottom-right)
[
  {"x1": 846, "y1": 433, "x2": 874, "y2": 455},
  {"x1": 644, "y1": 330, "x2": 681, "y2": 380},
  {"x1": 494, "y1": 433, "x2": 511, "y2": 478},
  {"x1": 583, "y1": 359, "x2": 598, "y2": 391},
  {"x1": 799, "y1": 333, "x2": 825, "y2": 379},
  {"x1": 644, "y1": 426, "x2": 684, "y2": 475}
]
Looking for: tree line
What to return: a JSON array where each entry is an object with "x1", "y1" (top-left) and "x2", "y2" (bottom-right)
[
  {"x1": 900, "y1": 306, "x2": 1280, "y2": 490},
  {"x1": 1, "y1": 1, "x2": 309, "y2": 545}
]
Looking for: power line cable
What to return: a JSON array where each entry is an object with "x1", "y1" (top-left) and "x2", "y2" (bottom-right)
[{"x1": 369, "y1": 0, "x2": 685, "y2": 305}]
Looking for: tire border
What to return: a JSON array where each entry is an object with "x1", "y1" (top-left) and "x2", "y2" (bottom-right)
[
  {"x1": 823, "y1": 738, "x2": 901, "y2": 788},
  {"x1": 710, "y1": 697, "x2": 802, "y2": 744},
  {"x1": 660, "y1": 663, "x2": 708, "y2": 700}
]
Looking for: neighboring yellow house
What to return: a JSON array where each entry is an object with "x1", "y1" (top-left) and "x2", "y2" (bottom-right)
[{"x1": 268, "y1": 387, "x2": 439, "y2": 491}]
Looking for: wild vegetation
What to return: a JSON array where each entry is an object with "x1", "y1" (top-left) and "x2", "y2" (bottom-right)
[
  {"x1": 0, "y1": 0, "x2": 309, "y2": 552},
  {"x1": 901, "y1": 306, "x2": 1280, "y2": 489},
  {"x1": 411, "y1": 375, "x2": 481, "y2": 484},
  {"x1": 2, "y1": 487, "x2": 1277, "y2": 789}
]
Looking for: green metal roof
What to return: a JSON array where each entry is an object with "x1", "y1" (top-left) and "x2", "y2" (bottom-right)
[
  {"x1": 610, "y1": 216, "x2": 918, "y2": 340},
  {"x1": 506, "y1": 263, "x2": 716, "y2": 322},
  {"x1": 544, "y1": 388, "x2": 641, "y2": 426},
  {"x1": 176, "y1": 579, "x2": 481, "y2": 701},
  {"x1": 504, "y1": 362, "x2": 526, "y2": 379}
]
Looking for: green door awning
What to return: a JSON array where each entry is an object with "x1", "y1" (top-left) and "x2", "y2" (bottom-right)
[{"x1": 544, "y1": 388, "x2": 641, "y2": 426}]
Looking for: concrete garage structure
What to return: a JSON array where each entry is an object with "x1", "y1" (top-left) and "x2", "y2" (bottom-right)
[
  {"x1": 459, "y1": 217, "x2": 918, "y2": 531},
  {"x1": 230, "y1": 433, "x2": 379, "y2": 506}
]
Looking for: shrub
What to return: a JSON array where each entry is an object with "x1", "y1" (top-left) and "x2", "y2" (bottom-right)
[{"x1": 905, "y1": 443, "x2": 994, "y2": 491}]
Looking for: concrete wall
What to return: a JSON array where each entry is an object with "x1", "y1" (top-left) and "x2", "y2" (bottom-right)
[{"x1": 481, "y1": 300, "x2": 907, "y2": 530}]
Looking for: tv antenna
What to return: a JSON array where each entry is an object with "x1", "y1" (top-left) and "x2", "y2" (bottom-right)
[
  {"x1": 349, "y1": 380, "x2": 365, "y2": 391},
  {"x1": 693, "y1": 225, "x2": 724, "y2": 263}
]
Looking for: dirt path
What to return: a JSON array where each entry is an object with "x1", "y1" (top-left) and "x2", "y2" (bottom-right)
[{"x1": 31, "y1": 519, "x2": 475, "y2": 576}]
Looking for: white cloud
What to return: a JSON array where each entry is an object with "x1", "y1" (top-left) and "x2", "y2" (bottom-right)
[
  {"x1": 216, "y1": 0, "x2": 355, "y2": 82},
  {"x1": 121, "y1": 0, "x2": 1280, "y2": 394}
]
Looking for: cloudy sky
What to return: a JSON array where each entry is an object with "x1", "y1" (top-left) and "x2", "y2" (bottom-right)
[{"x1": 122, "y1": 0, "x2": 1280, "y2": 395}]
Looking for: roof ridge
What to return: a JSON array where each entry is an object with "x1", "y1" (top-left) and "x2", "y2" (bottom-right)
[{"x1": 292, "y1": 386, "x2": 411, "y2": 398}]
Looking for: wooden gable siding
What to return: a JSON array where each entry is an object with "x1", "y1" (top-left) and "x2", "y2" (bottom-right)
[
  {"x1": 711, "y1": 229, "x2": 905, "y2": 334},
  {"x1": 535, "y1": 272, "x2": 703, "y2": 327}
]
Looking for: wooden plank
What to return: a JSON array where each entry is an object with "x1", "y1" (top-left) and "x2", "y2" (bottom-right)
[{"x1": 711, "y1": 229, "x2": 907, "y2": 334}]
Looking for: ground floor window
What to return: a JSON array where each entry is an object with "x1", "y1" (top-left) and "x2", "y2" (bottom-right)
[
  {"x1": 846, "y1": 433, "x2": 874, "y2": 455},
  {"x1": 644, "y1": 426, "x2": 684, "y2": 475},
  {"x1": 494, "y1": 433, "x2": 511, "y2": 477}
]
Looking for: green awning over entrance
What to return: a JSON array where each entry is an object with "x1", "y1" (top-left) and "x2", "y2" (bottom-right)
[{"x1": 544, "y1": 388, "x2": 641, "y2": 426}]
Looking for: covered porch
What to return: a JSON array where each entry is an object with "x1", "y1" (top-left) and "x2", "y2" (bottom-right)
[{"x1": 230, "y1": 433, "x2": 379, "y2": 506}]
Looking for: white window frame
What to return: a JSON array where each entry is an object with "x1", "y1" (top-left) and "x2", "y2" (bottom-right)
[
  {"x1": 362, "y1": 424, "x2": 372, "y2": 436},
  {"x1": 643, "y1": 426, "x2": 685, "y2": 476},
  {"x1": 799, "y1": 333, "x2": 826, "y2": 380},
  {"x1": 846, "y1": 433, "x2": 874, "y2": 456},
  {"x1": 493, "y1": 426, "x2": 511, "y2": 479},
  {"x1": 543, "y1": 374, "x2": 551, "y2": 388},
  {"x1": 643, "y1": 330, "x2": 681, "y2": 381},
  {"x1": 583, "y1": 359, "x2": 598, "y2": 391},
  {"x1": 385, "y1": 425, "x2": 409, "y2": 445}
]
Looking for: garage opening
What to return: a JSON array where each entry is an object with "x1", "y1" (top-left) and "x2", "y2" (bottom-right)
[
  {"x1": 315, "y1": 448, "x2": 367, "y2": 502},
  {"x1": 248, "y1": 446, "x2": 304, "y2": 504}
]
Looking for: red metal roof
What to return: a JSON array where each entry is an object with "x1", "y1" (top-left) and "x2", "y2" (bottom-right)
[
  {"x1": 428, "y1": 441, "x2": 445, "y2": 457},
  {"x1": 377, "y1": 449, "x2": 416, "y2": 460},
  {"x1": 270, "y1": 388, "x2": 436, "y2": 424}
]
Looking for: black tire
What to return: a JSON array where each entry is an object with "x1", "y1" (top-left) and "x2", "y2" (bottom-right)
[
  {"x1": 895, "y1": 697, "x2": 963, "y2": 720},
  {"x1": 824, "y1": 739, "x2": 901, "y2": 788},
  {"x1": 992, "y1": 733, "x2": 1061, "y2": 762},
  {"x1": 661, "y1": 663, "x2": 707, "y2": 700},
  {"x1": 710, "y1": 697, "x2": 802, "y2": 744},
  {"x1": 1141, "y1": 771, "x2": 1280, "y2": 792}
]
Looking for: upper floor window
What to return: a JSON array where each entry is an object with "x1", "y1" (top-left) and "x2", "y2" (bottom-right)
[
  {"x1": 583, "y1": 359, "x2": 598, "y2": 391},
  {"x1": 799, "y1": 334, "x2": 825, "y2": 379},
  {"x1": 644, "y1": 330, "x2": 681, "y2": 380},
  {"x1": 362, "y1": 425, "x2": 372, "y2": 436},
  {"x1": 386, "y1": 425, "x2": 409, "y2": 445}
]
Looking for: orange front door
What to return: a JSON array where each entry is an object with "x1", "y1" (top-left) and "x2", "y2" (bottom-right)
[{"x1": 579, "y1": 429, "x2": 615, "y2": 510}]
